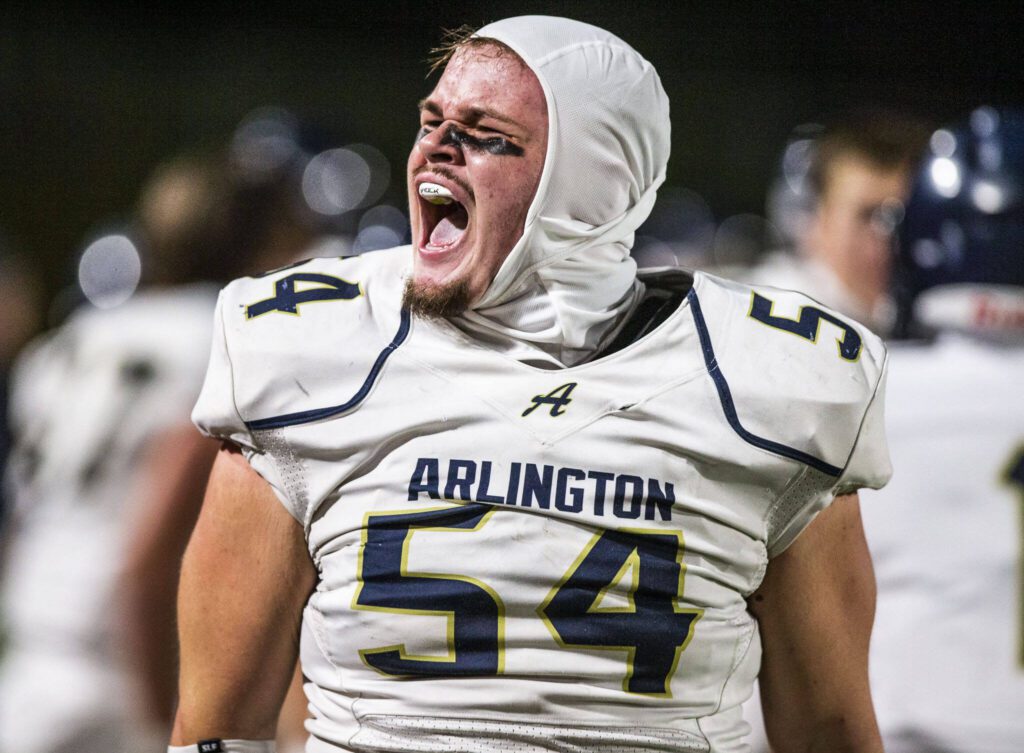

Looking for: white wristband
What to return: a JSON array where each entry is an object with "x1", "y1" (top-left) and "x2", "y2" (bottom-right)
[{"x1": 168, "y1": 741, "x2": 276, "y2": 753}]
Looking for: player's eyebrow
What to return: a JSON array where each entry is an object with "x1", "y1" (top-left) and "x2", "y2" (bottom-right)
[{"x1": 418, "y1": 98, "x2": 521, "y2": 128}]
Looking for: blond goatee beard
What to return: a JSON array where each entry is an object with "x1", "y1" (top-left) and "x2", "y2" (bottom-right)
[{"x1": 402, "y1": 276, "x2": 473, "y2": 319}]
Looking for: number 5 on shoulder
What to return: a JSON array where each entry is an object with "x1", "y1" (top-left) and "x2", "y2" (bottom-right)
[{"x1": 749, "y1": 292, "x2": 862, "y2": 361}]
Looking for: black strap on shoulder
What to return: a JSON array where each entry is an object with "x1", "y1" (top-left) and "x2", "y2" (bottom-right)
[
  {"x1": 596, "y1": 268, "x2": 694, "y2": 358},
  {"x1": 598, "y1": 290, "x2": 687, "y2": 358}
]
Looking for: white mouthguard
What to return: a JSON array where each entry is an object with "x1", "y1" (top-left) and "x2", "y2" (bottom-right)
[{"x1": 418, "y1": 182, "x2": 455, "y2": 205}]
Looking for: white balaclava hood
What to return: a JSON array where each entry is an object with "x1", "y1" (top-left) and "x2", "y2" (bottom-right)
[{"x1": 451, "y1": 16, "x2": 671, "y2": 367}]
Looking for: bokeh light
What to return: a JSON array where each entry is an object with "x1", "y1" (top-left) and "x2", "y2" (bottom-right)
[
  {"x1": 302, "y1": 148, "x2": 373, "y2": 215},
  {"x1": 930, "y1": 129, "x2": 957, "y2": 158},
  {"x1": 77, "y1": 234, "x2": 141, "y2": 308},
  {"x1": 634, "y1": 186, "x2": 716, "y2": 268},
  {"x1": 929, "y1": 157, "x2": 962, "y2": 198},
  {"x1": 353, "y1": 204, "x2": 408, "y2": 253},
  {"x1": 978, "y1": 141, "x2": 1003, "y2": 172},
  {"x1": 346, "y1": 144, "x2": 391, "y2": 209},
  {"x1": 970, "y1": 106, "x2": 999, "y2": 138},
  {"x1": 971, "y1": 180, "x2": 1006, "y2": 214},
  {"x1": 353, "y1": 225, "x2": 404, "y2": 254},
  {"x1": 712, "y1": 214, "x2": 780, "y2": 268},
  {"x1": 231, "y1": 107, "x2": 302, "y2": 179},
  {"x1": 911, "y1": 238, "x2": 946, "y2": 270},
  {"x1": 631, "y1": 237, "x2": 680, "y2": 269}
]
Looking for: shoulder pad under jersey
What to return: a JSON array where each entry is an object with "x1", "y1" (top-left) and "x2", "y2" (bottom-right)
[
  {"x1": 688, "y1": 272, "x2": 891, "y2": 492},
  {"x1": 192, "y1": 248, "x2": 409, "y2": 442}
]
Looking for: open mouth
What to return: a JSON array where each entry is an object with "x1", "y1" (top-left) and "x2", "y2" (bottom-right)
[{"x1": 418, "y1": 183, "x2": 469, "y2": 254}]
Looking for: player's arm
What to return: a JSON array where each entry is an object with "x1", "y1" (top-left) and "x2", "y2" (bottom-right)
[
  {"x1": 171, "y1": 442, "x2": 316, "y2": 743},
  {"x1": 119, "y1": 423, "x2": 219, "y2": 727},
  {"x1": 749, "y1": 492, "x2": 883, "y2": 753},
  {"x1": 276, "y1": 662, "x2": 311, "y2": 752}
]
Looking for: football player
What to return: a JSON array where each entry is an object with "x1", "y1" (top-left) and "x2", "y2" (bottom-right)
[
  {"x1": 742, "y1": 108, "x2": 929, "y2": 334},
  {"x1": 863, "y1": 106, "x2": 1024, "y2": 752},
  {"x1": 0, "y1": 244, "x2": 42, "y2": 524},
  {"x1": 0, "y1": 155, "x2": 227, "y2": 753},
  {"x1": 173, "y1": 17, "x2": 891, "y2": 753},
  {"x1": 0, "y1": 148, "x2": 322, "y2": 753}
]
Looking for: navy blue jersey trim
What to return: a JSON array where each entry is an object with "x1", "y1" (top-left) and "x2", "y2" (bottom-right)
[
  {"x1": 245, "y1": 308, "x2": 411, "y2": 431},
  {"x1": 687, "y1": 288, "x2": 843, "y2": 477}
]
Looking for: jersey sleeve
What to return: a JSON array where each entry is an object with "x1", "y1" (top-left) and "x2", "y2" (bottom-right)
[
  {"x1": 190, "y1": 252, "x2": 405, "y2": 525},
  {"x1": 834, "y1": 351, "x2": 892, "y2": 495},
  {"x1": 691, "y1": 274, "x2": 893, "y2": 557},
  {"x1": 191, "y1": 288, "x2": 299, "y2": 519},
  {"x1": 763, "y1": 346, "x2": 892, "y2": 556},
  {"x1": 761, "y1": 317, "x2": 888, "y2": 561},
  {"x1": 192, "y1": 289, "x2": 248, "y2": 447}
]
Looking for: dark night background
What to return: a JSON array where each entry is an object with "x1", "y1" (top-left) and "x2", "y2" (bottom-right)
[{"x1": 2, "y1": 0, "x2": 1021, "y2": 304}]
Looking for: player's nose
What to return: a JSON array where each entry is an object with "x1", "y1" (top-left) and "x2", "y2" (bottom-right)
[{"x1": 417, "y1": 124, "x2": 464, "y2": 165}]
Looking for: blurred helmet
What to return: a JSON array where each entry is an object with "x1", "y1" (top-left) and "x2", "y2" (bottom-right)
[{"x1": 893, "y1": 107, "x2": 1024, "y2": 339}]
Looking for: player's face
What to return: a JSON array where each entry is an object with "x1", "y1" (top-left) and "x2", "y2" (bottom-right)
[
  {"x1": 406, "y1": 45, "x2": 548, "y2": 312},
  {"x1": 808, "y1": 157, "x2": 910, "y2": 309}
]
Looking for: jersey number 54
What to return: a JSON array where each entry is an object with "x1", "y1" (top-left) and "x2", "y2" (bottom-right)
[{"x1": 352, "y1": 504, "x2": 702, "y2": 697}]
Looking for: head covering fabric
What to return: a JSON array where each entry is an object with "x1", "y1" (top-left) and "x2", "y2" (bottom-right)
[{"x1": 452, "y1": 16, "x2": 670, "y2": 367}]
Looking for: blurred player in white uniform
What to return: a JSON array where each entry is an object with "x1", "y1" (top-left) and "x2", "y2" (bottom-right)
[
  {"x1": 172, "y1": 17, "x2": 892, "y2": 753},
  {"x1": 0, "y1": 156, "x2": 223, "y2": 753},
  {"x1": 863, "y1": 106, "x2": 1024, "y2": 752},
  {"x1": 0, "y1": 149, "x2": 321, "y2": 753},
  {"x1": 0, "y1": 244, "x2": 43, "y2": 525},
  {"x1": 741, "y1": 109, "x2": 929, "y2": 334}
]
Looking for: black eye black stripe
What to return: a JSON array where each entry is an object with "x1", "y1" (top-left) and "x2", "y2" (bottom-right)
[
  {"x1": 416, "y1": 125, "x2": 523, "y2": 157},
  {"x1": 442, "y1": 126, "x2": 523, "y2": 156}
]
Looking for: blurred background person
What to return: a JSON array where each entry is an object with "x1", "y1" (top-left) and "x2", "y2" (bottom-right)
[
  {"x1": 863, "y1": 105, "x2": 1024, "y2": 753},
  {"x1": 0, "y1": 152, "x2": 227, "y2": 753},
  {"x1": 0, "y1": 113, "x2": 337, "y2": 752},
  {"x1": 745, "y1": 106, "x2": 1024, "y2": 752},
  {"x1": 0, "y1": 243, "x2": 44, "y2": 528},
  {"x1": 741, "y1": 107, "x2": 931, "y2": 334}
]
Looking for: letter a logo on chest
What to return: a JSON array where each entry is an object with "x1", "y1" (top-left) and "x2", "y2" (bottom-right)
[{"x1": 522, "y1": 382, "x2": 578, "y2": 417}]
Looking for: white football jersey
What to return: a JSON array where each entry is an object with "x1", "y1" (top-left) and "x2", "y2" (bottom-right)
[
  {"x1": 193, "y1": 249, "x2": 890, "y2": 753},
  {"x1": 860, "y1": 336, "x2": 1024, "y2": 753},
  {"x1": 0, "y1": 285, "x2": 217, "y2": 753}
]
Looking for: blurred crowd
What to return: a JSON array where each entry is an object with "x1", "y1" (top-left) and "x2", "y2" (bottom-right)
[{"x1": 1, "y1": 96, "x2": 1022, "y2": 753}]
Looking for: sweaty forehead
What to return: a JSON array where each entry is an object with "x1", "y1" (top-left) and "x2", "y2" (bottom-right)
[
  {"x1": 425, "y1": 44, "x2": 546, "y2": 126},
  {"x1": 447, "y1": 41, "x2": 527, "y2": 73}
]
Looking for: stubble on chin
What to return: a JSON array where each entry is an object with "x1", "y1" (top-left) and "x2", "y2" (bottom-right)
[{"x1": 402, "y1": 275, "x2": 473, "y2": 319}]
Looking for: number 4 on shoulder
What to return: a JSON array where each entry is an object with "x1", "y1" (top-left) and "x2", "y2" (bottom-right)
[{"x1": 246, "y1": 273, "x2": 362, "y2": 319}]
